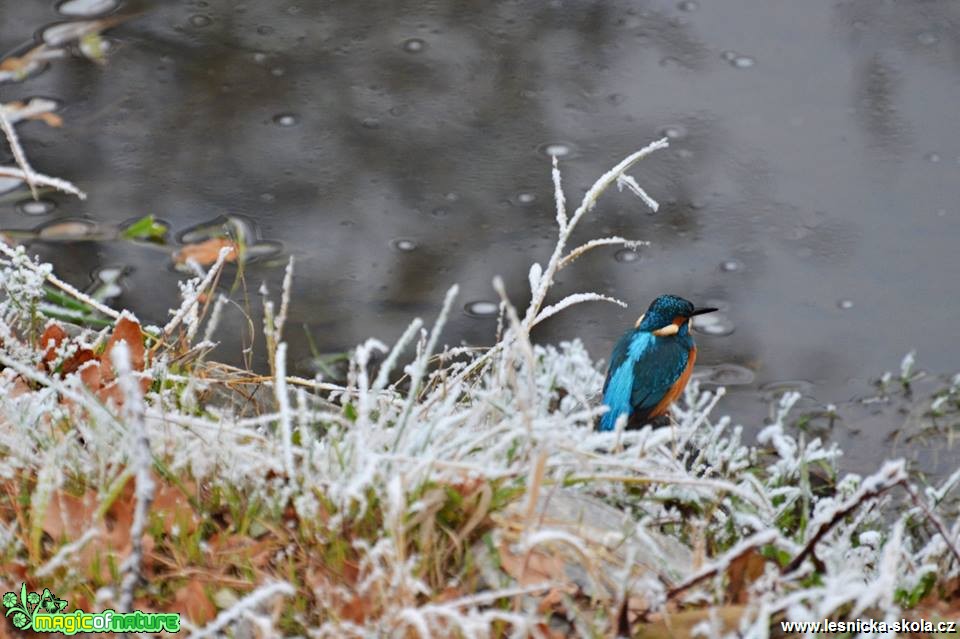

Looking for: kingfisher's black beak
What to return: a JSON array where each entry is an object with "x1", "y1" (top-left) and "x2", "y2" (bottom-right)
[{"x1": 690, "y1": 307, "x2": 719, "y2": 317}]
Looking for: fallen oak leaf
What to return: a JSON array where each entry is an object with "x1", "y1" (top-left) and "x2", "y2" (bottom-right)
[
  {"x1": 73, "y1": 315, "x2": 151, "y2": 407},
  {"x1": 101, "y1": 314, "x2": 146, "y2": 373},
  {"x1": 38, "y1": 322, "x2": 68, "y2": 365},
  {"x1": 60, "y1": 348, "x2": 96, "y2": 376},
  {"x1": 37, "y1": 323, "x2": 96, "y2": 376}
]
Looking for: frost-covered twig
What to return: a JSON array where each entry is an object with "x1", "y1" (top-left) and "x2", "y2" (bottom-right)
[
  {"x1": 533, "y1": 292, "x2": 627, "y2": 327},
  {"x1": 0, "y1": 243, "x2": 117, "y2": 318},
  {"x1": 0, "y1": 109, "x2": 39, "y2": 199},
  {"x1": 189, "y1": 581, "x2": 295, "y2": 639},
  {"x1": 275, "y1": 342, "x2": 296, "y2": 481},
  {"x1": 163, "y1": 246, "x2": 233, "y2": 337},
  {"x1": 901, "y1": 480, "x2": 960, "y2": 569},
  {"x1": 557, "y1": 237, "x2": 648, "y2": 271},
  {"x1": 522, "y1": 137, "x2": 668, "y2": 331},
  {"x1": 35, "y1": 528, "x2": 100, "y2": 577},
  {"x1": 667, "y1": 530, "x2": 779, "y2": 599},
  {"x1": 392, "y1": 285, "x2": 458, "y2": 450},
  {"x1": 783, "y1": 461, "x2": 907, "y2": 574}
]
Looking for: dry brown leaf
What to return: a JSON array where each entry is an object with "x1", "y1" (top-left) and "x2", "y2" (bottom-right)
[
  {"x1": 78, "y1": 359, "x2": 103, "y2": 394},
  {"x1": 0, "y1": 53, "x2": 34, "y2": 72},
  {"x1": 33, "y1": 112, "x2": 63, "y2": 127},
  {"x1": 102, "y1": 315, "x2": 146, "y2": 373},
  {"x1": 172, "y1": 580, "x2": 217, "y2": 625},
  {"x1": 39, "y1": 475, "x2": 161, "y2": 582},
  {"x1": 7, "y1": 373, "x2": 31, "y2": 398},
  {"x1": 725, "y1": 548, "x2": 767, "y2": 604},
  {"x1": 208, "y1": 533, "x2": 276, "y2": 571},
  {"x1": 498, "y1": 540, "x2": 568, "y2": 587},
  {"x1": 532, "y1": 623, "x2": 568, "y2": 639},
  {"x1": 637, "y1": 605, "x2": 748, "y2": 639},
  {"x1": 37, "y1": 322, "x2": 96, "y2": 378},
  {"x1": 60, "y1": 348, "x2": 96, "y2": 376},
  {"x1": 72, "y1": 316, "x2": 151, "y2": 406},
  {"x1": 152, "y1": 481, "x2": 199, "y2": 536},
  {"x1": 4, "y1": 101, "x2": 64, "y2": 128},
  {"x1": 173, "y1": 238, "x2": 237, "y2": 267},
  {"x1": 42, "y1": 489, "x2": 100, "y2": 543},
  {"x1": 39, "y1": 323, "x2": 67, "y2": 364}
]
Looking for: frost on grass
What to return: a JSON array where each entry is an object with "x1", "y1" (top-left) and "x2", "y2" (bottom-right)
[{"x1": 2, "y1": 140, "x2": 960, "y2": 638}]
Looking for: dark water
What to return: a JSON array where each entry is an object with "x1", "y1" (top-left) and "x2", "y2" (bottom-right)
[{"x1": 2, "y1": 1, "x2": 959, "y2": 476}]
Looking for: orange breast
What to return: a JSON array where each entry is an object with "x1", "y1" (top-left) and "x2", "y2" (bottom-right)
[{"x1": 648, "y1": 346, "x2": 697, "y2": 418}]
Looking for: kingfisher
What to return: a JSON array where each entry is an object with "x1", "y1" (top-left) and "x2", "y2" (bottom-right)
[{"x1": 597, "y1": 295, "x2": 718, "y2": 431}]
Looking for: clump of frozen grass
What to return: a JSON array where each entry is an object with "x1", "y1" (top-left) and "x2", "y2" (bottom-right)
[{"x1": 2, "y1": 130, "x2": 960, "y2": 637}]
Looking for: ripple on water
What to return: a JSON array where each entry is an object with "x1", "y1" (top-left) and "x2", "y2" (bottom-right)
[
  {"x1": 614, "y1": 248, "x2": 642, "y2": 263},
  {"x1": 692, "y1": 312, "x2": 735, "y2": 336},
  {"x1": 837, "y1": 299, "x2": 854, "y2": 310},
  {"x1": 189, "y1": 15, "x2": 212, "y2": 27},
  {"x1": 537, "y1": 142, "x2": 578, "y2": 159},
  {"x1": 272, "y1": 113, "x2": 299, "y2": 127},
  {"x1": 678, "y1": 0, "x2": 699, "y2": 11},
  {"x1": 516, "y1": 192, "x2": 536, "y2": 205},
  {"x1": 56, "y1": 0, "x2": 118, "y2": 17},
  {"x1": 390, "y1": 238, "x2": 417, "y2": 252},
  {"x1": 17, "y1": 198, "x2": 57, "y2": 216},
  {"x1": 722, "y1": 51, "x2": 755, "y2": 68},
  {"x1": 403, "y1": 38, "x2": 426, "y2": 53},
  {"x1": 761, "y1": 379, "x2": 815, "y2": 398},
  {"x1": 720, "y1": 259, "x2": 742, "y2": 272},
  {"x1": 694, "y1": 363, "x2": 755, "y2": 386},
  {"x1": 658, "y1": 124, "x2": 687, "y2": 140},
  {"x1": 244, "y1": 240, "x2": 283, "y2": 260},
  {"x1": 464, "y1": 300, "x2": 499, "y2": 318}
]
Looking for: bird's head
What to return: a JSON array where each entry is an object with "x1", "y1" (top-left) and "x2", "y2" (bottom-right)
[{"x1": 635, "y1": 294, "x2": 717, "y2": 336}]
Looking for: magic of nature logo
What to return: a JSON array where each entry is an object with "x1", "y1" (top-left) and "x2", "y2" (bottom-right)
[{"x1": 3, "y1": 584, "x2": 180, "y2": 634}]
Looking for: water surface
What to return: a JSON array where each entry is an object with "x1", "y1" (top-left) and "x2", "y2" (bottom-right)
[{"x1": 2, "y1": 0, "x2": 959, "y2": 476}]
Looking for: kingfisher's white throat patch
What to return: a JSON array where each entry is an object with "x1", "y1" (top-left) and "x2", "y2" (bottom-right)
[
  {"x1": 652, "y1": 323, "x2": 680, "y2": 337},
  {"x1": 651, "y1": 316, "x2": 686, "y2": 337}
]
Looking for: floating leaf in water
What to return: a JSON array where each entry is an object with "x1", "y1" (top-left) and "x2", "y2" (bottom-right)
[
  {"x1": 121, "y1": 214, "x2": 168, "y2": 242},
  {"x1": 36, "y1": 219, "x2": 103, "y2": 241},
  {"x1": 173, "y1": 237, "x2": 238, "y2": 267},
  {"x1": 41, "y1": 14, "x2": 135, "y2": 47},
  {"x1": 0, "y1": 45, "x2": 65, "y2": 83},
  {"x1": 175, "y1": 215, "x2": 281, "y2": 270},
  {"x1": 57, "y1": 0, "x2": 120, "y2": 17},
  {"x1": 1, "y1": 99, "x2": 63, "y2": 127}
]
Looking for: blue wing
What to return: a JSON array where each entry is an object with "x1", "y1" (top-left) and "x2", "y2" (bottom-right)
[
  {"x1": 629, "y1": 340, "x2": 689, "y2": 419},
  {"x1": 598, "y1": 331, "x2": 689, "y2": 430}
]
